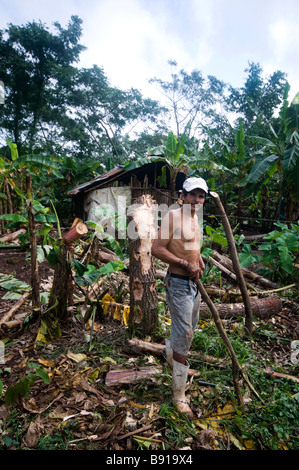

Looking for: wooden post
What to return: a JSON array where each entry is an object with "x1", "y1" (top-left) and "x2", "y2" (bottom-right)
[
  {"x1": 210, "y1": 191, "x2": 253, "y2": 336},
  {"x1": 196, "y1": 279, "x2": 264, "y2": 410},
  {"x1": 26, "y1": 175, "x2": 40, "y2": 313},
  {"x1": 128, "y1": 195, "x2": 158, "y2": 336}
]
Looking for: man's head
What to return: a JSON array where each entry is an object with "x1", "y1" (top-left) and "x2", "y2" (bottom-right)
[
  {"x1": 182, "y1": 177, "x2": 209, "y2": 196},
  {"x1": 180, "y1": 177, "x2": 209, "y2": 214}
]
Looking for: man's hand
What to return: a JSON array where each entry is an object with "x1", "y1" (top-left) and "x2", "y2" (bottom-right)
[{"x1": 178, "y1": 259, "x2": 203, "y2": 280}]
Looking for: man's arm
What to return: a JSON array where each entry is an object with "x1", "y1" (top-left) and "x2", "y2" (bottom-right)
[{"x1": 151, "y1": 211, "x2": 180, "y2": 265}]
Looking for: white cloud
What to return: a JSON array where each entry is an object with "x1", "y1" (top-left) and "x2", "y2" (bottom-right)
[
  {"x1": 269, "y1": 19, "x2": 297, "y2": 62},
  {"x1": 78, "y1": 0, "x2": 192, "y2": 98},
  {"x1": 1, "y1": 0, "x2": 298, "y2": 101}
]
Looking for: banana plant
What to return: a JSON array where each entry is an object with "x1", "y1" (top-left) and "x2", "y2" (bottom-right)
[
  {"x1": 125, "y1": 131, "x2": 189, "y2": 195},
  {"x1": 0, "y1": 137, "x2": 63, "y2": 216},
  {"x1": 126, "y1": 130, "x2": 232, "y2": 197},
  {"x1": 239, "y1": 87, "x2": 299, "y2": 221}
]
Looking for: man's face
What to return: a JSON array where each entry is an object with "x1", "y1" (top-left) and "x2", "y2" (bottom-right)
[{"x1": 182, "y1": 189, "x2": 206, "y2": 213}]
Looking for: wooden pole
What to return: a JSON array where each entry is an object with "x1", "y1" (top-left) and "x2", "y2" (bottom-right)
[
  {"x1": 26, "y1": 175, "x2": 40, "y2": 313},
  {"x1": 210, "y1": 191, "x2": 253, "y2": 335},
  {"x1": 196, "y1": 279, "x2": 264, "y2": 409}
]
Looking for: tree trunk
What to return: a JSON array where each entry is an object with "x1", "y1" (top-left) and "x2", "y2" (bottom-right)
[
  {"x1": 4, "y1": 179, "x2": 13, "y2": 214},
  {"x1": 128, "y1": 195, "x2": 158, "y2": 336},
  {"x1": 26, "y1": 175, "x2": 40, "y2": 312},
  {"x1": 47, "y1": 219, "x2": 87, "y2": 321}
]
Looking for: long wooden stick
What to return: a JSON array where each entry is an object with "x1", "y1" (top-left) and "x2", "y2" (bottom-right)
[
  {"x1": 210, "y1": 191, "x2": 253, "y2": 335},
  {"x1": 196, "y1": 279, "x2": 264, "y2": 408},
  {"x1": 26, "y1": 175, "x2": 40, "y2": 312}
]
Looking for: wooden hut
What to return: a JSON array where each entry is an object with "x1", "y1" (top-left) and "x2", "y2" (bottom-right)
[{"x1": 68, "y1": 160, "x2": 187, "y2": 223}]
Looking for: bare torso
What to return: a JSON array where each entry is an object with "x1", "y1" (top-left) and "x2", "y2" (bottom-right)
[{"x1": 162, "y1": 208, "x2": 202, "y2": 275}]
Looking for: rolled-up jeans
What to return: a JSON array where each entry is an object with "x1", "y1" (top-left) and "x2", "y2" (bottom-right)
[{"x1": 165, "y1": 271, "x2": 201, "y2": 357}]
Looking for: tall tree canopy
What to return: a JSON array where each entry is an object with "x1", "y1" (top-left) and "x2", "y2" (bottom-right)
[
  {"x1": 0, "y1": 17, "x2": 166, "y2": 163},
  {"x1": 0, "y1": 16, "x2": 85, "y2": 151}
]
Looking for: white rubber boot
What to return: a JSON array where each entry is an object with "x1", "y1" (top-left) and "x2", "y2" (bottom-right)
[
  {"x1": 165, "y1": 338, "x2": 173, "y2": 368},
  {"x1": 172, "y1": 359, "x2": 194, "y2": 419}
]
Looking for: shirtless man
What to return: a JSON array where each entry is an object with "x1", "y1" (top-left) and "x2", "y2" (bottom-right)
[{"x1": 151, "y1": 177, "x2": 208, "y2": 418}]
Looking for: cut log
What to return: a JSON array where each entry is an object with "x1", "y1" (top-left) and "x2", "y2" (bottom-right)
[
  {"x1": 128, "y1": 338, "x2": 227, "y2": 369},
  {"x1": 244, "y1": 233, "x2": 266, "y2": 243},
  {"x1": 0, "y1": 228, "x2": 26, "y2": 244},
  {"x1": 63, "y1": 220, "x2": 88, "y2": 244},
  {"x1": 212, "y1": 250, "x2": 278, "y2": 290},
  {"x1": 2, "y1": 319, "x2": 24, "y2": 329},
  {"x1": 200, "y1": 295, "x2": 283, "y2": 319},
  {"x1": 128, "y1": 337, "x2": 166, "y2": 356},
  {"x1": 0, "y1": 292, "x2": 30, "y2": 328},
  {"x1": 105, "y1": 366, "x2": 162, "y2": 386},
  {"x1": 264, "y1": 368, "x2": 299, "y2": 384},
  {"x1": 209, "y1": 256, "x2": 242, "y2": 285},
  {"x1": 97, "y1": 246, "x2": 129, "y2": 266},
  {"x1": 189, "y1": 351, "x2": 228, "y2": 369}
]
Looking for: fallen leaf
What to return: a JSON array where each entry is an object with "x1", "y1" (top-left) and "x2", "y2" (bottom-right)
[
  {"x1": 66, "y1": 351, "x2": 87, "y2": 363},
  {"x1": 22, "y1": 416, "x2": 44, "y2": 448},
  {"x1": 37, "y1": 357, "x2": 55, "y2": 368}
]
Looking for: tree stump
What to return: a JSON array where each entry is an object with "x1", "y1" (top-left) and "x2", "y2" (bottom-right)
[
  {"x1": 46, "y1": 220, "x2": 88, "y2": 322},
  {"x1": 128, "y1": 195, "x2": 158, "y2": 336}
]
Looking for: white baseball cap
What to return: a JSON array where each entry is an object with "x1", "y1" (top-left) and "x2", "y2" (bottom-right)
[{"x1": 182, "y1": 177, "x2": 209, "y2": 194}]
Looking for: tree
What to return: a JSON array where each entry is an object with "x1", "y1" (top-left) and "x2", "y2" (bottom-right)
[
  {"x1": 149, "y1": 60, "x2": 230, "y2": 141},
  {"x1": 227, "y1": 62, "x2": 288, "y2": 135},
  {"x1": 239, "y1": 86, "x2": 299, "y2": 223},
  {"x1": 67, "y1": 65, "x2": 166, "y2": 165},
  {"x1": 0, "y1": 16, "x2": 85, "y2": 153},
  {"x1": 0, "y1": 18, "x2": 167, "y2": 165}
]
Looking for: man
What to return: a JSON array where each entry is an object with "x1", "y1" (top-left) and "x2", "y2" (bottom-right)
[{"x1": 151, "y1": 177, "x2": 208, "y2": 418}]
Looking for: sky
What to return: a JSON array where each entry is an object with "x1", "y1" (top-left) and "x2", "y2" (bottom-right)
[{"x1": 1, "y1": 0, "x2": 298, "y2": 105}]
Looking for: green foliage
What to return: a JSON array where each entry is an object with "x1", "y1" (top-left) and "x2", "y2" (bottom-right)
[
  {"x1": 4, "y1": 362, "x2": 50, "y2": 405},
  {"x1": 191, "y1": 323, "x2": 299, "y2": 450},
  {"x1": 0, "y1": 273, "x2": 30, "y2": 300},
  {"x1": 73, "y1": 260, "x2": 125, "y2": 287},
  {"x1": 257, "y1": 222, "x2": 299, "y2": 282},
  {"x1": 205, "y1": 225, "x2": 228, "y2": 247},
  {"x1": 227, "y1": 387, "x2": 299, "y2": 450},
  {"x1": 238, "y1": 244, "x2": 261, "y2": 268}
]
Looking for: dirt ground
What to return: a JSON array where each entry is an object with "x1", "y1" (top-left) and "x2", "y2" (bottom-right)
[
  {"x1": 0, "y1": 246, "x2": 298, "y2": 450},
  {"x1": 0, "y1": 249, "x2": 54, "y2": 323}
]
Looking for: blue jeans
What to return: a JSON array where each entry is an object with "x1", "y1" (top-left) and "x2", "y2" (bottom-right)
[{"x1": 165, "y1": 272, "x2": 201, "y2": 357}]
